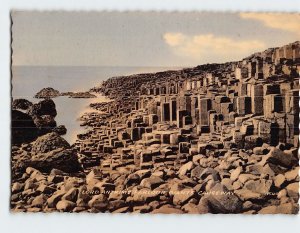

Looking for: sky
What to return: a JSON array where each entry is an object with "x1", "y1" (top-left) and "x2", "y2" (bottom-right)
[{"x1": 11, "y1": 11, "x2": 300, "y2": 67}]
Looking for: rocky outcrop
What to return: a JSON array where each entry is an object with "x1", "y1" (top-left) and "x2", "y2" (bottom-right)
[
  {"x1": 27, "y1": 99, "x2": 57, "y2": 118},
  {"x1": 61, "y1": 91, "x2": 97, "y2": 98},
  {"x1": 12, "y1": 99, "x2": 33, "y2": 110},
  {"x1": 52, "y1": 125, "x2": 67, "y2": 135},
  {"x1": 23, "y1": 148, "x2": 82, "y2": 174},
  {"x1": 33, "y1": 115, "x2": 57, "y2": 135},
  {"x1": 12, "y1": 133, "x2": 81, "y2": 179},
  {"x1": 31, "y1": 132, "x2": 70, "y2": 154},
  {"x1": 34, "y1": 87, "x2": 60, "y2": 98},
  {"x1": 11, "y1": 110, "x2": 38, "y2": 144}
]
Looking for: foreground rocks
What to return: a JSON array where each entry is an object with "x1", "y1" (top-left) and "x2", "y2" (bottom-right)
[{"x1": 12, "y1": 132, "x2": 82, "y2": 179}]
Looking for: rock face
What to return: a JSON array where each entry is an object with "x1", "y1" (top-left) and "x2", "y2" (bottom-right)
[
  {"x1": 31, "y1": 132, "x2": 70, "y2": 154},
  {"x1": 34, "y1": 87, "x2": 60, "y2": 99},
  {"x1": 27, "y1": 99, "x2": 57, "y2": 118},
  {"x1": 204, "y1": 183, "x2": 243, "y2": 213},
  {"x1": 33, "y1": 115, "x2": 57, "y2": 135},
  {"x1": 24, "y1": 148, "x2": 82, "y2": 174},
  {"x1": 12, "y1": 133, "x2": 81, "y2": 178},
  {"x1": 52, "y1": 125, "x2": 67, "y2": 135},
  {"x1": 12, "y1": 99, "x2": 33, "y2": 110},
  {"x1": 11, "y1": 110, "x2": 38, "y2": 144}
]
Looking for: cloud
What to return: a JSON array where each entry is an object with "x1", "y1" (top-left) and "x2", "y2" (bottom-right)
[
  {"x1": 239, "y1": 13, "x2": 300, "y2": 35},
  {"x1": 163, "y1": 33, "x2": 266, "y2": 63}
]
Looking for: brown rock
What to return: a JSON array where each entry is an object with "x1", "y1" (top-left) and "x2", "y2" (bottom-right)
[{"x1": 56, "y1": 200, "x2": 76, "y2": 212}]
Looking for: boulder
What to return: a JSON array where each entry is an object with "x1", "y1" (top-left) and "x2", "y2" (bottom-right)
[
  {"x1": 274, "y1": 174, "x2": 285, "y2": 188},
  {"x1": 47, "y1": 190, "x2": 65, "y2": 208},
  {"x1": 11, "y1": 110, "x2": 38, "y2": 144},
  {"x1": 244, "y1": 179, "x2": 272, "y2": 195},
  {"x1": 88, "y1": 194, "x2": 108, "y2": 210},
  {"x1": 261, "y1": 147, "x2": 296, "y2": 168},
  {"x1": 285, "y1": 167, "x2": 299, "y2": 182},
  {"x1": 31, "y1": 132, "x2": 70, "y2": 154},
  {"x1": 230, "y1": 167, "x2": 242, "y2": 182},
  {"x1": 132, "y1": 188, "x2": 161, "y2": 203},
  {"x1": 62, "y1": 188, "x2": 79, "y2": 202},
  {"x1": 204, "y1": 183, "x2": 242, "y2": 213},
  {"x1": 140, "y1": 176, "x2": 164, "y2": 190},
  {"x1": 33, "y1": 115, "x2": 57, "y2": 134},
  {"x1": 27, "y1": 99, "x2": 57, "y2": 117},
  {"x1": 178, "y1": 161, "x2": 195, "y2": 177},
  {"x1": 31, "y1": 194, "x2": 46, "y2": 208},
  {"x1": 172, "y1": 188, "x2": 195, "y2": 206},
  {"x1": 12, "y1": 98, "x2": 33, "y2": 110},
  {"x1": 20, "y1": 148, "x2": 81, "y2": 174},
  {"x1": 286, "y1": 182, "x2": 299, "y2": 201},
  {"x1": 52, "y1": 125, "x2": 67, "y2": 135}
]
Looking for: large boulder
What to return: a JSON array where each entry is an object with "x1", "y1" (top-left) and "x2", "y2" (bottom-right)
[
  {"x1": 203, "y1": 183, "x2": 243, "y2": 213},
  {"x1": 261, "y1": 147, "x2": 297, "y2": 168},
  {"x1": 21, "y1": 148, "x2": 82, "y2": 174},
  {"x1": 27, "y1": 99, "x2": 57, "y2": 118},
  {"x1": 31, "y1": 132, "x2": 70, "y2": 154},
  {"x1": 33, "y1": 115, "x2": 57, "y2": 135},
  {"x1": 11, "y1": 110, "x2": 38, "y2": 144},
  {"x1": 12, "y1": 98, "x2": 33, "y2": 110}
]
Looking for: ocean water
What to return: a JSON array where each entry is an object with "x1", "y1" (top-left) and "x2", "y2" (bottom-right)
[{"x1": 12, "y1": 66, "x2": 180, "y2": 143}]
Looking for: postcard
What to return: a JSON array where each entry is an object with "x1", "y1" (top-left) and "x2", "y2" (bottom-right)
[{"x1": 11, "y1": 11, "x2": 299, "y2": 214}]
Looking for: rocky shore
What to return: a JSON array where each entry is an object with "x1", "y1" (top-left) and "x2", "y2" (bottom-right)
[
  {"x1": 11, "y1": 41, "x2": 300, "y2": 214},
  {"x1": 35, "y1": 87, "x2": 97, "y2": 99}
]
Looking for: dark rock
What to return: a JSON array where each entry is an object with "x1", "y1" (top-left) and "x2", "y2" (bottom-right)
[
  {"x1": 33, "y1": 115, "x2": 57, "y2": 135},
  {"x1": 204, "y1": 183, "x2": 243, "y2": 213},
  {"x1": 31, "y1": 132, "x2": 70, "y2": 154},
  {"x1": 25, "y1": 148, "x2": 82, "y2": 174},
  {"x1": 52, "y1": 125, "x2": 67, "y2": 135},
  {"x1": 27, "y1": 99, "x2": 57, "y2": 118},
  {"x1": 11, "y1": 110, "x2": 38, "y2": 144},
  {"x1": 261, "y1": 147, "x2": 297, "y2": 168},
  {"x1": 61, "y1": 91, "x2": 97, "y2": 98},
  {"x1": 12, "y1": 99, "x2": 33, "y2": 110},
  {"x1": 34, "y1": 87, "x2": 60, "y2": 99}
]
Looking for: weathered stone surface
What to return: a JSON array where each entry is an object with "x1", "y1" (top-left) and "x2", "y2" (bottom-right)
[
  {"x1": 140, "y1": 176, "x2": 164, "y2": 190},
  {"x1": 172, "y1": 188, "x2": 195, "y2": 206},
  {"x1": 12, "y1": 99, "x2": 33, "y2": 110},
  {"x1": 244, "y1": 179, "x2": 272, "y2": 195},
  {"x1": 204, "y1": 183, "x2": 243, "y2": 213},
  {"x1": 178, "y1": 161, "x2": 195, "y2": 177},
  {"x1": 21, "y1": 148, "x2": 81, "y2": 174},
  {"x1": 261, "y1": 147, "x2": 296, "y2": 168},
  {"x1": 28, "y1": 99, "x2": 57, "y2": 117},
  {"x1": 56, "y1": 200, "x2": 76, "y2": 212},
  {"x1": 31, "y1": 132, "x2": 70, "y2": 154},
  {"x1": 12, "y1": 110, "x2": 38, "y2": 144}
]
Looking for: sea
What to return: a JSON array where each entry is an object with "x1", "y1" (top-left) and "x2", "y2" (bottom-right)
[{"x1": 12, "y1": 66, "x2": 181, "y2": 144}]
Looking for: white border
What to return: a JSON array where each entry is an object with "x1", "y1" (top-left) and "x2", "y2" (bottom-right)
[{"x1": 1, "y1": 1, "x2": 300, "y2": 232}]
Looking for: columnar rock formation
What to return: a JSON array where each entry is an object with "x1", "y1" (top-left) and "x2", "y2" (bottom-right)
[{"x1": 11, "y1": 41, "x2": 300, "y2": 214}]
